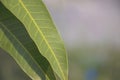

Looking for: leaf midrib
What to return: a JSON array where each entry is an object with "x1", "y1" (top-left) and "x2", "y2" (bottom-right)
[{"x1": 18, "y1": 0, "x2": 65, "y2": 79}]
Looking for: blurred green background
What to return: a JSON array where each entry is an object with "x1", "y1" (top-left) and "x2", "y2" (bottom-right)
[{"x1": 0, "y1": 0, "x2": 120, "y2": 80}]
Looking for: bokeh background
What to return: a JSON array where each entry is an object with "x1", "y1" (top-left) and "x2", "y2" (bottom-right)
[{"x1": 0, "y1": 0, "x2": 120, "y2": 80}]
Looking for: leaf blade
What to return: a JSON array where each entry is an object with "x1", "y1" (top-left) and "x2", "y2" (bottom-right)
[{"x1": 1, "y1": 0, "x2": 68, "y2": 80}]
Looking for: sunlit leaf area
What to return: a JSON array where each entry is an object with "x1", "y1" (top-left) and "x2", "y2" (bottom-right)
[{"x1": 0, "y1": 0, "x2": 120, "y2": 80}]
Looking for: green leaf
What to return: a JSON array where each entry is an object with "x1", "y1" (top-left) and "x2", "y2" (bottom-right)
[
  {"x1": 0, "y1": 3, "x2": 56, "y2": 80},
  {"x1": 1, "y1": 0, "x2": 68, "y2": 80}
]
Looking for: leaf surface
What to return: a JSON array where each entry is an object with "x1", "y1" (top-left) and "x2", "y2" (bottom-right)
[
  {"x1": 1, "y1": 0, "x2": 68, "y2": 80},
  {"x1": 0, "y1": 3, "x2": 56, "y2": 80}
]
